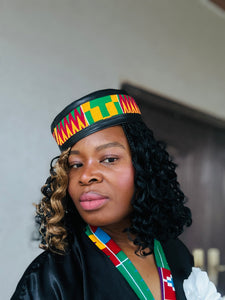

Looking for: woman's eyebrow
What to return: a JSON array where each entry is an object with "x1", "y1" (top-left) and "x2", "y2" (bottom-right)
[
  {"x1": 96, "y1": 142, "x2": 125, "y2": 152},
  {"x1": 69, "y1": 150, "x2": 80, "y2": 155},
  {"x1": 69, "y1": 142, "x2": 125, "y2": 156}
]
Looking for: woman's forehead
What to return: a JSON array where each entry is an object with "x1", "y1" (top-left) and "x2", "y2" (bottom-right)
[{"x1": 69, "y1": 126, "x2": 130, "y2": 152}]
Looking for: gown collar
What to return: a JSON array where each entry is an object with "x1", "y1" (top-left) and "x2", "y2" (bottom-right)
[{"x1": 85, "y1": 225, "x2": 177, "y2": 300}]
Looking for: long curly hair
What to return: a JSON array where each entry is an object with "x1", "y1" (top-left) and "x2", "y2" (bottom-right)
[
  {"x1": 122, "y1": 121, "x2": 192, "y2": 255},
  {"x1": 35, "y1": 149, "x2": 71, "y2": 253},
  {"x1": 36, "y1": 121, "x2": 191, "y2": 255}
]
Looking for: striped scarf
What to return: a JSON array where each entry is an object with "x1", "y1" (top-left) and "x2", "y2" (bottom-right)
[{"x1": 85, "y1": 225, "x2": 176, "y2": 300}]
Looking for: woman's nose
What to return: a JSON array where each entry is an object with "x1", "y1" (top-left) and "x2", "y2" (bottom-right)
[{"x1": 79, "y1": 162, "x2": 103, "y2": 186}]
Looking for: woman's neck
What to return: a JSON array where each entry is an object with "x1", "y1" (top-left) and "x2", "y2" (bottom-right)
[{"x1": 99, "y1": 220, "x2": 137, "y2": 254}]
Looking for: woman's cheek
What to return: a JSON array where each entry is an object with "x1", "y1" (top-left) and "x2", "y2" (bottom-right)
[{"x1": 116, "y1": 166, "x2": 135, "y2": 192}]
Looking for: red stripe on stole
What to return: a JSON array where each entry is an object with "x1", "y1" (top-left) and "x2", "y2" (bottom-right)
[
  {"x1": 90, "y1": 225, "x2": 97, "y2": 233},
  {"x1": 106, "y1": 239, "x2": 121, "y2": 255},
  {"x1": 161, "y1": 268, "x2": 176, "y2": 299},
  {"x1": 102, "y1": 248, "x2": 120, "y2": 267}
]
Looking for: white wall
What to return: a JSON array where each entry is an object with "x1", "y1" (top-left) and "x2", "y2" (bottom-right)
[{"x1": 1, "y1": 0, "x2": 225, "y2": 298}]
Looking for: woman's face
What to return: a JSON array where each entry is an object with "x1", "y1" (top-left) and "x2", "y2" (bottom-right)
[{"x1": 68, "y1": 126, "x2": 135, "y2": 229}]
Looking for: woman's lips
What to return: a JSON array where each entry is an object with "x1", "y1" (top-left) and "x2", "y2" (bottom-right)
[{"x1": 79, "y1": 192, "x2": 109, "y2": 211}]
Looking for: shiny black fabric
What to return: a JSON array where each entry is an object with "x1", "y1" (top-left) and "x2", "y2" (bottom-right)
[{"x1": 11, "y1": 231, "x2": 193, "y2": 300}]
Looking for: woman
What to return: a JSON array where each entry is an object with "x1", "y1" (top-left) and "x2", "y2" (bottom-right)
[{"x1": 12, "y1": 89, "x2": 193, "y2": 300}]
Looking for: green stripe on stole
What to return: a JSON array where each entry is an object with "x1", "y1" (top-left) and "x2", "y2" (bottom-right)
[{"x1": 85, "y1": 226, "x2": 171, "y2": 300}]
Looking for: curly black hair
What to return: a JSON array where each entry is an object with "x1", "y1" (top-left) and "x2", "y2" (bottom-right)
[
  {"x1": 121, "y1": 120, "x2": 192, "y2": 255},
  {"x1": 36, "y1": 120, "x2": 191, "y2": 255}
]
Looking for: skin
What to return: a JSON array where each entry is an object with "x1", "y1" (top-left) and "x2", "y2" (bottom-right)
[
  {"x1": 67, "y1": 126, "x2": 161, "y2": 300},
  {"x1": 68, "y1": 126, "x2": 135, "y2": 231}
]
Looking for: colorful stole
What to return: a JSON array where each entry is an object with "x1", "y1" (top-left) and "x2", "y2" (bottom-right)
[{"x1": 85, "y1": 225, "x2": 176, "y2": 300}]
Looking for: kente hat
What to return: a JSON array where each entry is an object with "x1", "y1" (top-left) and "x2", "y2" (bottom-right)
[{"x1": 51, "y1": 89, "x2": 142, "y2": 151}]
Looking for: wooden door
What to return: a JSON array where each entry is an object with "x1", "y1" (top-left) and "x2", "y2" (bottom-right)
[{"x1": 122, "y1": 83, "x2": 225, "y2": 294}]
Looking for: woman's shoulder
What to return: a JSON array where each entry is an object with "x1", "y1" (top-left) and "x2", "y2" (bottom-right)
[
  {"x1": 11, "y1": 249, "x2": 82, "y2": 300},
  {"x1": 163, "y1": 238, "x2": 192, "y2": 252},
  {"x1": 162, "y1": 238, "x2": 194, "y2": 271}
]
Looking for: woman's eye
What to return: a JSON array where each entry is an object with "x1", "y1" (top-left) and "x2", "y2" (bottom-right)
[
  {"x1": 70, "y1": 162, "x2": 83, "y2": 169},
  {"x1": 102, "y1": 157, "x2": 118, "y2": 163}
]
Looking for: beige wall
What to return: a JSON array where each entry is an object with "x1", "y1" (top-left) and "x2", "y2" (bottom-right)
[{"x1": 1, "y1": 0, "x2": 225, "y2": 298}]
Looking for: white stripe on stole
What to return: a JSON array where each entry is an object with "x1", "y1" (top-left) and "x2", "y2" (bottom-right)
[{"x1": 90, "y1": 227, "x2": 148, "y2": 300}]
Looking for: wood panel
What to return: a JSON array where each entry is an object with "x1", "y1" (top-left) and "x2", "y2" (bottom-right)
[{"x1": 210, "y1": 0, "x2": 225, "y2": 11}]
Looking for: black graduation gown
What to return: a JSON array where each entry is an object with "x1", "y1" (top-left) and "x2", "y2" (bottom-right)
[{"x1": 11, "y1": 231, "x2": 193, "y2": 300}]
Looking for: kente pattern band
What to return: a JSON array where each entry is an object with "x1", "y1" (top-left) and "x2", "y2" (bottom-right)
[
  {"x1": 85, "y1": 225, "x2": 176, "y2": 300},
  {"x1": 52, "y1": 93, "x2": 141, "y2": 150}
]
